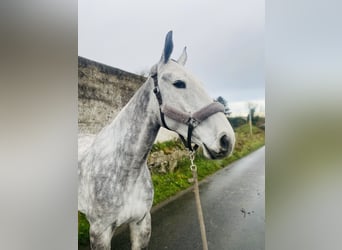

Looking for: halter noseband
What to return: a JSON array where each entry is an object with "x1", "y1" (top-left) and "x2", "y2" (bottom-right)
[{"x1": 151, "y1": 73, "x2": 225, "y2": 151}]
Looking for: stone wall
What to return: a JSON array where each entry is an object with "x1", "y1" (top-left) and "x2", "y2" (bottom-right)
[
  {"x1": 78, "y1": 56, "x2": 146, "y2": 134},
  {"x1": 78, "y1": 56, "x2": 178, "y2": 141}
]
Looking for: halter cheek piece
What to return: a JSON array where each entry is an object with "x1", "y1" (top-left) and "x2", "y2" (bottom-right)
[{"x1": 151, "y1": 73, "x2": 225, "y2": 151}]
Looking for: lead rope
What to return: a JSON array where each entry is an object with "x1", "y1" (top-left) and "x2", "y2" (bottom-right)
[{"x1": 189, "y1": 150, "x2": 209, "y2": 250}]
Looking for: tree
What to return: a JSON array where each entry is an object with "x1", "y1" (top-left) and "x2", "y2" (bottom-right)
[
  {"x1": 247, "y1": 102, "x2": 257, "y2": 136},
  {"x1": 215, "y1": 96, "x2": 231, "y2": 116},
  {"x1": 246, "y1": 106, "x2": 256, "y2": 124}
]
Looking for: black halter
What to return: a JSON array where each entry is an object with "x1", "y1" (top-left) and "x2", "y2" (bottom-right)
[{"x1": 151, "y1": 73, "x2": 225, "y2": 152}]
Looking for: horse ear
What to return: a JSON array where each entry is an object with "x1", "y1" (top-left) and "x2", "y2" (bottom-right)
[
  {"x1": 161, "y1": 30, "x2": 173, "y2": 64},
  {"x1": 177, "y1": 46, "x2": 187, "y2": 66}
]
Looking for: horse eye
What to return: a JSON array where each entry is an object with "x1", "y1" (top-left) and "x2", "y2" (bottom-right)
[{"x1": 173, "y1": 80, "x2": 186, "y2": 89}]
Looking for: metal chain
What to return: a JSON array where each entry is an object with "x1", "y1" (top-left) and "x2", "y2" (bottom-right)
[
  {"x1": 189, "y1": 150, "x2": 197, "y2": 172},
  {"x1": 188, "y1": 150, "x2": 208, "y2": 250}
]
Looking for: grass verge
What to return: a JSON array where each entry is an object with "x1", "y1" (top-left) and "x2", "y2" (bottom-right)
[
  {"x1": 151, "y1": 124, "x2": 265, "y2": 205},
  {"x1": 78, "y1": 124, "x2": 264, "y2": 245}
]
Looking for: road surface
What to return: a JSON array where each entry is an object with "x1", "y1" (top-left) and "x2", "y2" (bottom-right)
[{"x1": 110, "y1": 146, "x2": 265, "y2": 250}]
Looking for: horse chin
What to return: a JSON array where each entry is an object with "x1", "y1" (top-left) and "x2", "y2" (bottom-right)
[{"x1": 202, "y1": 143, "x2": 229, "y2": 160}]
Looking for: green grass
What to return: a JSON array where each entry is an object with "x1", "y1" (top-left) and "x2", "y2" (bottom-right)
[
  {"x1": 151, "y1": 139, "x2": 183, "y2": 153},
  {"x1": 78, "y1": 212, "x2": 90, "y2": 245},
  {"x1": 78, "y1": 124, "x2": 265, "y2": 245}
]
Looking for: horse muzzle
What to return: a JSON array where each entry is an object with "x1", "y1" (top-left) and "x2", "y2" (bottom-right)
[{"x1": 203, "y1": 134, "x2": 234, "y2": 159}]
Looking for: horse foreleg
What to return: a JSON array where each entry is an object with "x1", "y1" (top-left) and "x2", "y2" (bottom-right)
[
  {"x1": 129, "y1": 212, "x2": 151, "y2": 250},
  {"x1": 89, "y1": 223, "x2": 116, "y2": 250}
]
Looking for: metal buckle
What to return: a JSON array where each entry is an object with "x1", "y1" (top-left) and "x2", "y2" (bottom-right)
[
  {"x1": 153, "y1": 86, "x2": 160, "y2": 94},
  {"x1": 187, "y1": 117, "x2": 200, "y2": 128}
]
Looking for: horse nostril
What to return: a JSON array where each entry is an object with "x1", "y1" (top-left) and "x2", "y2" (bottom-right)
[{"x1": 220, "y1": 135, "x2": 230, "y2": 151}]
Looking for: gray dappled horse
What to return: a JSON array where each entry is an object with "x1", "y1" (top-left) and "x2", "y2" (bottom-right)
[{"x1": 78, "y1": 31, "x2": 235, "y2": 250}]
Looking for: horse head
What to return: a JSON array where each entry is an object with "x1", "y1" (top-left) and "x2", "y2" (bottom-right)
[{"x1": 150, "y1": 31, "x2": 235, "y2": 159}]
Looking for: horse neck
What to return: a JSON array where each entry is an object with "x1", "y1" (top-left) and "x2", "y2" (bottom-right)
[{"x1": 110, "y1": 77, "x2": 160, "y2": 166}]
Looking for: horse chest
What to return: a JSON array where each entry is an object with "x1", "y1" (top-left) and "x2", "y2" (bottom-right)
[{"x1": 116, "y1": 171, "x2": 153, "y2": 224}]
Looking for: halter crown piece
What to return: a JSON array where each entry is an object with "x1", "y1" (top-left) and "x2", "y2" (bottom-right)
[{"x1": 151, "y1": 73, "x2": 225, "y2": 151}]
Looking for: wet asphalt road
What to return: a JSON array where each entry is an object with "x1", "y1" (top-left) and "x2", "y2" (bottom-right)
[{"x1": 110, "y1": 146, "x2": 265, "y2": 250}]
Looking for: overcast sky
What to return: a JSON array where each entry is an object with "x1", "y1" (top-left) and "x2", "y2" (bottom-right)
[{"x1": 78, "y1": 0, "x2": 264, "y2": 116}]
